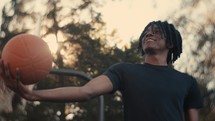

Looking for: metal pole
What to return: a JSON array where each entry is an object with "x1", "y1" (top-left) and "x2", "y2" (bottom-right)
[{"x1": 50, "y1": 68, "x2": 104, "y2": 121}]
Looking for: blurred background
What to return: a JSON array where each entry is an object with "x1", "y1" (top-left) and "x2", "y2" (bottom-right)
[{"x1": 0, "y1": 0, "x2": 215, "y2": 121}]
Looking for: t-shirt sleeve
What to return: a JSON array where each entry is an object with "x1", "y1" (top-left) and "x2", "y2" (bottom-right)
[
  {"x1": 184, "y1": 76, "x2": 203, "y2": 110},
  {"x1": 103, "y1": 63, "x2": 124, "y2": 93}
]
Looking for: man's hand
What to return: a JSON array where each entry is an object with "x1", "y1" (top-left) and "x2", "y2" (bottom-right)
[
  {"x1": 0, "y1": 59, "x2": 35, "y2": 101},
  {"x1": 0, "y1": 59, "x2": 18, "y2": 91}
]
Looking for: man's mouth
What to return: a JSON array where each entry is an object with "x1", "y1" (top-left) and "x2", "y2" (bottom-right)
[{"x1": 144, "y1": 38, "x2": 155, "y2": 43}]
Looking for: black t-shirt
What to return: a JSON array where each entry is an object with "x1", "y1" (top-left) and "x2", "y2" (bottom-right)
[{"x1": 103, "y1": 62, "x2": 203, "y2": 121}]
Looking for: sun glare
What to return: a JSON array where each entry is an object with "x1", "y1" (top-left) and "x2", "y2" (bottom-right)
[
  {"x1": 99, "y1": 0, "x2": 181, "y2": 45},
  {"x1": 43, "y1": 34, "x2": 58, "y2": 54}
]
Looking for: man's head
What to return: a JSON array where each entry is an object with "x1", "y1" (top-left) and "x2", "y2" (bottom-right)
[{"x1": 138, "y1": 20, "x2": 182, "y2": 64}]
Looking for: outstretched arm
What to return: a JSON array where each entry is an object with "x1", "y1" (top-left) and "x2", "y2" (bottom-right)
[
  {"x1": 184, "y1": 108, "x2": 200, "y2": 121},
  {"x1": 0, "y1": 60, "x2": 113, "y2": 102},
  {"x1": 19, "y1": 75, "x2": 113, "y2": 102}
]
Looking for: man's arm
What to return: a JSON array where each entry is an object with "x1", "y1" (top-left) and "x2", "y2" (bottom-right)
[
  {"x1": 184, "y1": 108, "x2": 200, "y2": 121},
  {"x1": 9, "y1": 75, "x2": 113, "y2": 102}
]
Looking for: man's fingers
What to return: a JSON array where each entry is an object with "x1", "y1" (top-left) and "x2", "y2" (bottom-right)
[
  {"x1": 16, "y1": 68, "x2": 20, "y2": 81},
  {"x1": 15, "y1": 68, "x2": 21, "y2": 91},
  {"x1": 5, "y1": 64, "x2": 12, "y2": 80},
  {"x1": 0, "y1": 60, "x2": 5, "y2": 76}
]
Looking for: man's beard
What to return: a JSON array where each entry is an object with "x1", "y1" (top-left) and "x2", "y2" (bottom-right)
[{"x1": 144, "y1": 48, "x2": 156, "y2": 55}]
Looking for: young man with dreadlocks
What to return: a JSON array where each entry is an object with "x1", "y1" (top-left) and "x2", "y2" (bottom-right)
[{"x1": 1, "y1": 20, "x2": 203, "y2": 121}]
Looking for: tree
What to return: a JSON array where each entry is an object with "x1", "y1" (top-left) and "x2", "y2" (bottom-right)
[
  {"x1": 0, "y1": 0, "x2": 142, "y2": 121},
  {"x1": 168, "y1": 0, "x2": 215, "y2": 120}
]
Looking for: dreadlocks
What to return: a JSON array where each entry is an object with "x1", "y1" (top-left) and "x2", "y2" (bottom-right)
[{"x1": 137, "y1": 20, "x2": 182, "y2": 64}]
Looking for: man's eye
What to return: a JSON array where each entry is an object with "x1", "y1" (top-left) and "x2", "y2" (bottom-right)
[
  {"x1": 154, "y1": 30, "x2": 160, "y2": 34},
  {"x1": 142, "y1": 33, "x2": 147, "y2": 37}
]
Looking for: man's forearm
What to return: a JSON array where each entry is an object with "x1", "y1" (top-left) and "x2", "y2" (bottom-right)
[{"x1": 29, "y1": 87, "x2": 91, "y2": 102}]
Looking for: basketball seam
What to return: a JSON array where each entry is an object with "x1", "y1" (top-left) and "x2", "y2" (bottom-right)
[{"x1": 22, "y1": 36, "x2": 37, "y2": 82}]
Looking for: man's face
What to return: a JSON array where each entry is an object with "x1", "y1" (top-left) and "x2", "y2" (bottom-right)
[{"x1": 142, "y1": 24, "x2": 168, "y2": 54}]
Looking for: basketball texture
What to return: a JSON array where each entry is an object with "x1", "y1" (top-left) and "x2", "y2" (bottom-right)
[{"x1": 1, "y1": 34, "x2": 52, "y2": 85}]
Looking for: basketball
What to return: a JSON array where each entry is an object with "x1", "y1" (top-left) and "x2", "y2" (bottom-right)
[{"x1": 1, "y1": 34, "x2": 53, "y2": 85}]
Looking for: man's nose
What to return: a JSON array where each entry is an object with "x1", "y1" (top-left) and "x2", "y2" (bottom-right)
[{"x1": 145, "y1": 32, "x2": 153, "y2": 38}]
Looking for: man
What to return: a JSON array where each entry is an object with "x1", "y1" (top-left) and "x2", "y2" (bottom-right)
[{"x1": 1, "y1": 20, "x2": 203, "y2": 121}]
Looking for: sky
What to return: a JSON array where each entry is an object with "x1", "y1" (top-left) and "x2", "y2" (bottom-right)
[
  {"x1": 99, "y1": 0, "x2": 181, "y2": 43},
  {"x1": 0, "y1": 0, "x2": 181, "y2": 44}
]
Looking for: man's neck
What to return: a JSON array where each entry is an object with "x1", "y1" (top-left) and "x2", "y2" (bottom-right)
[{"x1": 144, "y1": 54, "x2": 168, "y2": 66}]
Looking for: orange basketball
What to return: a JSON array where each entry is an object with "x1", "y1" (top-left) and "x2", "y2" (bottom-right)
[{"x1": 1, "y1": 34, "x2": 52, "y2": 85}]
